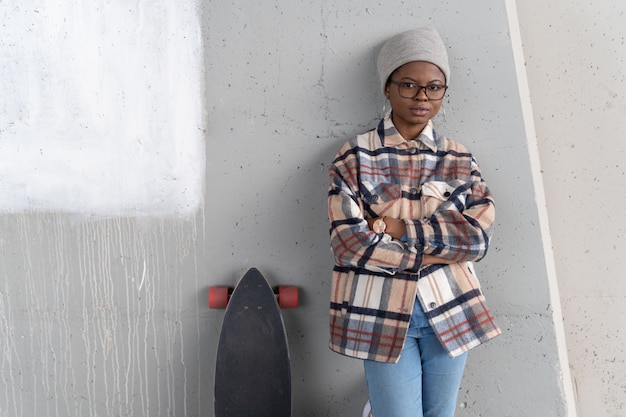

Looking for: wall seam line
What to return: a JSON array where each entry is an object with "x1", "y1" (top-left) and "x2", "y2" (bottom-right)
[{"x1": 504, "y1": 1, "x2": 578, "y2": 416}]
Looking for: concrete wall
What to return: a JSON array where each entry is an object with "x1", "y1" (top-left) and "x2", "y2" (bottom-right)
[
  {"x1": 0, "y1": 2, "x2": 205, "y2": 217},
  {"x1": 516, "y1": 1, "x2": 626, "y2": 416},
  {"x1": 0, "y1": 1, "x2": 579, "y2": 416}
]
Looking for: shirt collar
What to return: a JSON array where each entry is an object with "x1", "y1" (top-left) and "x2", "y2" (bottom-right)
[{"x1": 378, "y1": 111, "x2": 439, "y2": 152}]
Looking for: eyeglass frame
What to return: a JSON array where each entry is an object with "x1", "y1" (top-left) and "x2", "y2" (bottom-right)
[{"x1": 387, "y1": 80, "x2": 448, "y2": 101}]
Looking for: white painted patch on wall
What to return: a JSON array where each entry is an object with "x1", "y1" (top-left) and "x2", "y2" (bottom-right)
[{"x1": 0, "y1": 1, "x2": 205, "y2": 218}]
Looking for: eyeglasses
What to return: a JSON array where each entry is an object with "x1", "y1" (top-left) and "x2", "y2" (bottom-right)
[{"x1": 388, "y1": 80, "x2": 448, "y2": 100}]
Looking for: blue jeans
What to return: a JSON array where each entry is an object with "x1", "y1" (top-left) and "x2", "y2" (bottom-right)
[{"x1": 364, "y1": 299, "x2": 467, "y2": 417}]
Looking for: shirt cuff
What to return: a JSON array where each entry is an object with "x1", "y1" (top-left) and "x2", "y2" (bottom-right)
[{"x1": 403, "y1": 218, "x2": 434, "y2": 254}]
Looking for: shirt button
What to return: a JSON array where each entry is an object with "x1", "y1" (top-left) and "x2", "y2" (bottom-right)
[
  {"x1": 429, "y1": 302, "x2": 437, "y2": 309},
  {"x1": 444, "y1": 191, "x2": 451, "y2": 197},
  {"x1": 410, "y1": 188, "x2": 418, "y2": 195},
  {"x1": 409, "y1": 148, "x2": 417, "y2": 154}
]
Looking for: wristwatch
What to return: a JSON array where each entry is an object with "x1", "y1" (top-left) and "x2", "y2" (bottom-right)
[{"x1": 372, "y1": 216, "x2": 387, "y2": 234}]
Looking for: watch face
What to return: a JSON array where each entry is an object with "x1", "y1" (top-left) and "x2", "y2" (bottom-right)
[{"x1": 373, "y1": 218, "x2": 386, "y2": 234}]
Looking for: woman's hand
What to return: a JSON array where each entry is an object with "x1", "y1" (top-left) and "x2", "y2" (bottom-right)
[
  {"x1": 367, "y1": 216, "x2": 407, "y2": 241},
  {"x1": 367, "y1": 217, "x2": 455, "y2": 266}
]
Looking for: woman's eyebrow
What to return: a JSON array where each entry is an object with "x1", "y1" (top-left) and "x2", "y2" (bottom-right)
[{"x1": 399, "y1": 76, "x2": 445, "y2": 84}]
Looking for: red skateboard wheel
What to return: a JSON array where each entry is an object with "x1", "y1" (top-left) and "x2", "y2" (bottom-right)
[
  {"x1": 278, "y1": 286, "x2": 298, "y2": 309},
  {"x1": 209, "y1": 286, "x2": 230, "y2": 309}
]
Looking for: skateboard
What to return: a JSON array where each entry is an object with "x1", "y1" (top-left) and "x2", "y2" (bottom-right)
[{"x1": 209, "y1": 268, "x2": 298, "y2": 417}]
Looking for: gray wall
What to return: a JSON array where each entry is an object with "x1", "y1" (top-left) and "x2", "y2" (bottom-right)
[
  {"x1": 0, "y1": 1, "x2": 572, "y2": 416},
  {"x1": 517, "y1": 0, "x2": 626, "y2": 415}
]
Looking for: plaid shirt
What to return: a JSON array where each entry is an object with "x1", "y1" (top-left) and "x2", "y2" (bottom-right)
[{"x1": 328, "y1": 113, "x2": 501, "y2": 362}]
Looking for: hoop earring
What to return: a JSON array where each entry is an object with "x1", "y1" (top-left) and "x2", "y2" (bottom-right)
[{"x1": 382, "y1": 101, "x2": 388, "y2": 116}]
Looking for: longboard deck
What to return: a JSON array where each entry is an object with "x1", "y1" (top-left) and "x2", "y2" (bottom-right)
[{"x1": 214, "y1": 268, "x2": 291, "y2": 417}]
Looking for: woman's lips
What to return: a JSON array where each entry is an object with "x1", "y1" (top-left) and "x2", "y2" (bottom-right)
[{"x1": 410, "y1": 107, "x2": 430, "y2": 117}]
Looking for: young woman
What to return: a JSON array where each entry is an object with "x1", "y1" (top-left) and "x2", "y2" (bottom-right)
[{"x1": 327, "y1": 27, "x2": 501, "y2": 417}]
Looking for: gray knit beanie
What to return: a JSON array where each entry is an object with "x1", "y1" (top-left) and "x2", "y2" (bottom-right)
[{"x1": 377, "y1": 27, "x2": 450, "y2": 94}]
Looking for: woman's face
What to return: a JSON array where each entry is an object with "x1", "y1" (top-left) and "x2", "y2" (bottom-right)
[{"x1": 384, "y1": 61, "x2": 446, "y2": 140}]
